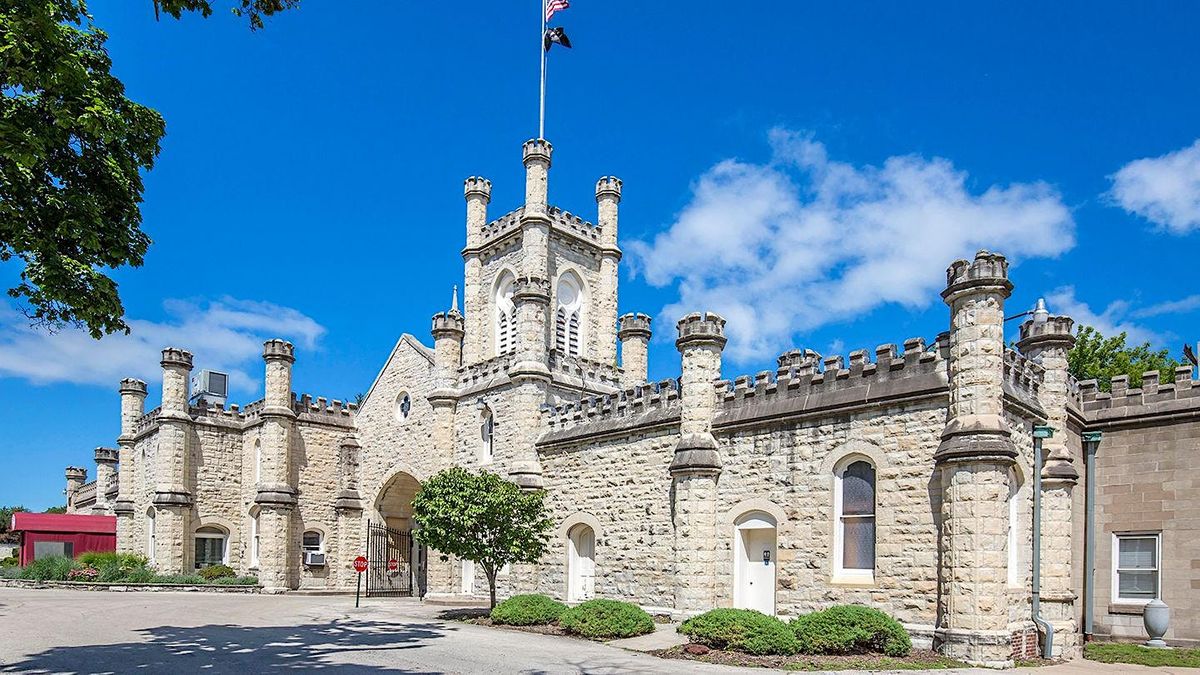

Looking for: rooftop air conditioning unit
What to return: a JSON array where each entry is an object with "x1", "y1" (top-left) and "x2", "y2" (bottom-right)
[
  {"x1": 190, "y1": 369, "x2": 229, "y2": 406},
  {"x1": 304, "y1": 551, "x2": 326, "y2": 567}
]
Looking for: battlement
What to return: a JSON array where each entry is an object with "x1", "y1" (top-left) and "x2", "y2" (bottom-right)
[
  {"x1": 618, "y1": 313, "x2": 652, "y2": 339},
  {"x1": 1018, "y1": 315, "x2": 1075, "y2": 343},
  {"x1": 75, "y1": 480, "x2": 96, "y2": 504},
  {"x1": 464, "y1": 176, "x2": 492, "y2": 202},
  {"x1": 596, "y1": 176, "x2": 622, "y2": 202},
  {"x1": 65, "y1": 466, "x2": 87, "y2": 480},
  {"x1": 94, "y1": 447, "x2": 119, "y2": 464},
  {"x1": 676, "y1": 312, "x2": 727, "y2": 348},
  {"x1": 943, "y1": 250, "x2": 1013, "y2": 300},
  {"x1": 131, "y1": 392, "x2": 357, "y2": 435},
  {"x1": 541, "y1": 378, "x2": 682, "y2": 437},
  {"x1": 431, "y1": 309, "x2": 465, "y2": 336},
  {"x1": 160, "y1": 348, "x2": 193, "y2": 369},
  {"x1": 119, "y1": 378, "x2": 148, "y2": 396},
  {"x1": 547, "y1": 351, "x2": 623, "y2": 388},
  {"x1": 459, "y1": 354, "x2": 515, "y2": 388},
  {"x1": 1078, "y1": 367, "x2": 1198, "y2": 419},
  {"x1": 512, "y1": 275, "x2": 551, "y2": 302},
  {"x1": 522, "y1": 138, "x2": 553, "y2": 165},
  {"x1": 263, "y1": 339, "x2": 295, "y2": 362},
  {"x1": 475, "y1": 206, "x2": 604, "y2": 249}
]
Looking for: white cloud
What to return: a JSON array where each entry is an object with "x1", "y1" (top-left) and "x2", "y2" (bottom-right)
[
  {"x1": 1043, "y1": 287, "x2": 1159, "y2": 346},
  {"x1": 1132, "y1": 294, "x2": 1200, "y2": 319},
  {"x1": 0, "y1": 298, "x2": 326, "y2": 391},
  {"x1": 1109, "y1": 139, "x2": 1200, "y2": 235},
  {"x1": 629, "y1": 130, "x2": 1076, "y2": 363}
]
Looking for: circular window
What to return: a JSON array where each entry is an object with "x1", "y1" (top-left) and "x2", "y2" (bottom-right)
[{"x1": 394, "y1": 392, "x2": 412, "y2": 421}]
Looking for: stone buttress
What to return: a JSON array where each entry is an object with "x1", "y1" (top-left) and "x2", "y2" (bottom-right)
[{"x1": 91, "y1": 447, "x2": 119, "y2": 514}]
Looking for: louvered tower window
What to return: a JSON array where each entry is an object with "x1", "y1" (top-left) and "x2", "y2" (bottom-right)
[
  {"x1": 556, "y1": 272, "x2": 584, "y2": 358},
  {"x1": 495, "y1": 273, "x2": 516, "y2": 356}
]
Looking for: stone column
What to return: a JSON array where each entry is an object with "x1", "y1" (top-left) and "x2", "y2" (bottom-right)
[
  {"x1": 462, "y1": 176, "x2": 491, "y2": 365},
  {"x1": 618, "y1": 313, "x2": 652, "y2": 386},
  {"x1": 64, "y1": 467, "x2": 87, "y2": 513},
  {"x1": 1017, "y1": 314, "x2": 1079, "y2": 657},
  {"x1": 335, "y1": 436, "x2": 364, "y2": 590},
  {"x1": 256, "y1": 339, "x2": 298, "y2": 592},
  {"x1": 92, "y1": 448, "x2": 119, "y2": 515},
  {"x1": 114, "y1": 378, "x2": 146, "y2": 551},
  {"x1": 670, "y1": 312, "x2": 726, "y2": 617},
  {"x1": 934, "y1": 251, "x2": 1018, "y2": 667},
  {"x1": 507, "y1": 276, "x2": 552, "y2": 491},
  {"x1": 595, "y1": 177, "x2": 623, "y2": 366},
  {"x1": 430, "y1": 308, "x2": 464, "y2": 467},
  {"x1": 154, "y1": 348, "x2": 194, "y2": 574}
]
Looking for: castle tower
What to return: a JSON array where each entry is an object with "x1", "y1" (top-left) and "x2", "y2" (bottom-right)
[
  {"x1": 154, "y1": 348, "x2": 194, "y2": 573},
  {"x1": 462, "y1": 176, "x2": 491, "y2": 365},
  {"x1": 595, "y1": 177, "x2": 623, "y2": 365},
  {"x1": 934, "y1": 251, "x2": 1018, "y2": 666},
  {"x1": 670, "y1": 312, "x2": 727, "y2": 616},
  {"x1": 256, "y1": 339, "x2": 298, "y2": 592},
  {"x1": 429, "y1": 297, "x2": 465, "y2": 466},
  {"x1": 1017, "y1": 310, "x2": 1079, "y2": 657},
  {"x1": 91, "y1": 447, "x2": 119, "y2": 515},
  {"x1": 64, "y1": 466, "x2": 87, "y2": 513},
  {"x1": 114, "y1": 378, "x2": 147, "y2": 551},
  {"x1": 618, "y1": 313, "x2": 652, "y2": 385}
]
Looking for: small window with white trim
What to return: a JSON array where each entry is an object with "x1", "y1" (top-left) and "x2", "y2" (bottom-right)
[
  {"x1": 302, "y1": 530, "x2": 324, "y2": 553},
  {"x1": 833, "y1": 457, "x2": 876, "y2": 582},
  {"x1": 479, "y1": 408, "x2": 494, "y2": 464},
  {"x1": 1007, "y1": 468, "x2": 1022, "y2": 588},
  {"x1": 1113, "y1": 533, "x2": 1160, "y2": 603},
  {"x1": 194, "y1": 526, "x2": 228, "y2": 569}
]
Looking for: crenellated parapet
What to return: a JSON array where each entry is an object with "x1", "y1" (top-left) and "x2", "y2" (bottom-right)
[
  {"x1": 464, "y1": 176, "x2": 492, "y2": 202},
  {"x1": 511, "y1": 275, "x2": 552, "y2": 304},
  {"x1": 675, "y1": 312, "x2": 727, "y2": 349},
  {"x1": 1079, "y1": 367, "x2": 1198, "y2": 422},
  {"x1": 540, "y1": 378, "x2": 681, "y2": 443},
  {"x1": 547, "y1": 352, "x2": 623, "y2": 388},
  {"x1": 1002, "y1": 348, "x2": 1045, "y2": 408}
]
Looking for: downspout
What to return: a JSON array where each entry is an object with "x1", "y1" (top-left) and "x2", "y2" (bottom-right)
[
  {"x1": 1032, "y1": 425, "x2": 1054, "y2": 659},
  {"x1": 1082, "y1": 431, "x2": 1102, "y2": 642}
]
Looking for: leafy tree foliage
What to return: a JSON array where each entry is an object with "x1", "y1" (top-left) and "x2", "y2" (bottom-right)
[
  {"x1": 1, "y1": 0, "x2": 165, "y2": 337},
  {"x1": 1068, "y1": 325, "x2": 1183, "y2": 392},
  {"x1": 153, "y1": 0, "x2": 300, "y2": 30},
  {"x1": 411, "y1": 468, "x2": 553, "y2": 608},
  {"x1": 43, "y1": 505, "x2": 67, "y2": 514},
  {"x1": 0, "y1": 505, "x2": 29, "y2": 533}
]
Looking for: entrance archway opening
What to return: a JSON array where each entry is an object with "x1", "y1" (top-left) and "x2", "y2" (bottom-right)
[
  {"x1": 567, "y1": 523, "x2": 595, "y2": 602},
  {"x1": 370, "y1": 471, "x2": 426, "y2": 598},
  {"x1": 733, "y1": 511, "x2": 777, "y2": 615}
]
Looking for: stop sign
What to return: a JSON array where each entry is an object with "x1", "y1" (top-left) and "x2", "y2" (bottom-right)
[
  {"x1": 353, "y1": 556, "x2": 368, "y2": 573},
  {"x1": 387, "y1": 558, "x2": 399, "y2": 572}
]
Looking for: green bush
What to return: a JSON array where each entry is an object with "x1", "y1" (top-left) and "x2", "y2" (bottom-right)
[
  {"x1": 559, "y1": 599, "x2": 654, "y2": 639},
  {"x1": 0, "y1": 555, "x2": 18, "y2": 568},
  {"x1": 19, "y1": 556, "x2": 76, "y2": 581},
  {"x1": 153, "y1": 574, "x2": 206, "y2": 585},
  {"x1": 211, "y1": 575, "x2": 259, "y2": 586},
  {"x1": 0, "y1": 566, "x2": 21, "y2": 579},
  {"x1": 198, "y1": 564, "x2": 236, "y2": 581},
  {"x1": 121, "y1": 567, "x2": 157, "y2": 583},
  {"x1": 77, "y1": 551, "x2": 148, "y2": 568},
  {"x1": 679, "y1": 608, "x2": 799, "y2": 655},
  {"x1": 791, "y1": 605, "x2": 911, "y2": 657},
  {"x1": 491, "y1": 594, "x2": 568, "y2": 626}
]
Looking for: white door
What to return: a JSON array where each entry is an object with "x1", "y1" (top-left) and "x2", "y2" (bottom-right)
[
  {"x1": 737, "y1": 526, "x2": 776, "y2": 614},
  {"x1": 568, "y1": 526, "x2": 596, "y2": 601},
  {"x1": 461, "y1": 559, "x2": 475, "y2": 594}
]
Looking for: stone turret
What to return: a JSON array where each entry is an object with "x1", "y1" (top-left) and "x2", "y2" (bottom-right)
[
  {"x1": 464, "y1": 177, "x2": 491, "y2": 250},
  {"x1": 154, "y1": 348, "x2": 194, "y2": 572},
  {"x1": 92, "y1": 447, "x2": 119, "y2": 515},
  {"x1": 256, "y1": 339, "x2": 297, "y2": 592},
  {"x1": 1017, "y1": 306, "x2": 1079, "y2": 657},
  {"x1": 522, "y1": 138, "x2": 552, "y2": 217},
  {"x1": 430, "y1": 291, "x2": 465, "y2": 467},
  {"x1": 594, "y1": 177, "x2": 623, "y2": 365},
  {"x1": 670, "y1": 311, "x2": 727, "y2": 616},
  {"x1": 934, "y1": 251, "x2": 1017, "y2": 667},
  {"x1": 65, "y1": 466, "x2": 87, "y2": 513},
  {"x1": 618, "y1": 313, "x2": 651, "y2": 385},
  {"x1": 508, "y1": 277, "x2": 552, "y2": 491},
  {"x1": 113, "y1": 377, "x2": 145, "y2": 549},
  {"x1": 462, "y1": 177, "x2": 491, "y2": 366}
]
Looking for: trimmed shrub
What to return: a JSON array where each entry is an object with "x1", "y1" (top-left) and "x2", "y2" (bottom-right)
[
  {"x1": 121, "y1": 567, "x2": 157, "y2": 583},
  {"x1": 791, "y1": 605, "x2": 911, "y2": 657},
  {"x1": 679, "y1": 608, "x2": 798, "y2": 655},
  {"x1": 77, "y1": 552, "x2": 148, "y2": 568},
  {"x1": 198, "y1": 564, "x2": 236, "y2": 581},
  {"x1": 211, "y1": 575, "x2": 259, "y2": 586},
  {"x1": 20, "y1": 556, "x2": 76, "y2": 581},
  {"x1": 491, "y1": 594, "x2": 568, "y2": 626},
  {"x1": 0, "y1": 555, "x2": 19, "y2": 568},
  {"x1": 559, "y1": 599, "x2": 654, "y2": 639}
]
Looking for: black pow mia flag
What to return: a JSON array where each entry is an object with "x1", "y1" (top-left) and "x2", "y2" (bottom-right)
[{"x1": 544, "y1": 26, "x2": 572, "y2": 51}]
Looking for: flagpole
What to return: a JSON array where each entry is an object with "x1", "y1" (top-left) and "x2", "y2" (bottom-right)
[{"x1": 539, "y1": 0, "x2": 547, "y2": 139}]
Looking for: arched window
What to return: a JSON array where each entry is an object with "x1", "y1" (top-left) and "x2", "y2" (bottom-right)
[
  {"x1": 1008, "y1": 468, "x2": 1022, "y2": 588},
  {"x1": 302, "y1": 530, "x2": 324, "y2": 555},
  {"x1": 495, "y1": 272, "x2": 516, "y2": 356},
  {"x1": 194, "y1": 526, "x2": 228, "y2": 569},
  {"x1": 254, "y1": 438, "x2": 262, "y2": 484},
  {"x1": 834, "y1": 457, "x2": 876, "y2": 581},
  {"x1": 394, "y1": 391, "x2": 412, "y2": 422},
  {"x1": 146, "y1": 508, "x2": 156, "y2": 561},
  {"x1": 479, "y1": 408, "x2": 494, "y2": 464},
  {"x1": 555, "y1": 272, "x2": 584, "y2": 358},
  {"x1": 567, "y1": 524, "x2": 595, "y2": 601},
  {"x1": 249, "y1": 507, "x2": 261, "y2": 568}
]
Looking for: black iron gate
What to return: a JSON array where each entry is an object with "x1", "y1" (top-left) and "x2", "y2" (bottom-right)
[{"x1": 365, "y1": 521, "x2": 424, "y2": 597}]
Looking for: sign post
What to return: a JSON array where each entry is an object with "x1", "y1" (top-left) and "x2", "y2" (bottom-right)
[{"x1": 353, "y1": 555, "x2": 368, "y2": 607}]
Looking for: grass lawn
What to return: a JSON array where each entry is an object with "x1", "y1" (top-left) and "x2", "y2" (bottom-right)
[
  {"x1": 1084, "y1": 642, "x2": 1200, "y2": 668},
  {"x1": 650, "y1": 646, "x2": 972, "y2": 671}
]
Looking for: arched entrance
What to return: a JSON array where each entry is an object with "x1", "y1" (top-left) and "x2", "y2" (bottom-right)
[
  {"x1": 567, "y1": 523, "x2": 595, "y2": 602},
  {"x1": 733, "y1": 511, "x2": 777, "y2": 615},
  {"x1": 368, "y1": 471, "x2": 426, "y2": 597}
]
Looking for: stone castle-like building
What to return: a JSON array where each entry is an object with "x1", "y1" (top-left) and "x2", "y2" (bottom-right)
[{"x1": 65, "y1": 139, "x2": 1199, "y2": 665}]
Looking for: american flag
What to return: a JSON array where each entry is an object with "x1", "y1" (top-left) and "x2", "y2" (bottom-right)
[{"x1": 546, "y1": 0, "x2": 569, "y2": 21}]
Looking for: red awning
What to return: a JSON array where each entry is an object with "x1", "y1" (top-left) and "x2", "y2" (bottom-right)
[{"x1": 11, "y1": 513, "x2": 117, "y2": 534}]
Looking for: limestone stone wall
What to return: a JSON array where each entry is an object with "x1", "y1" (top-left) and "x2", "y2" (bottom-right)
[{"x1": 294, "y1": 421, "x2": 350, "y2": 588}]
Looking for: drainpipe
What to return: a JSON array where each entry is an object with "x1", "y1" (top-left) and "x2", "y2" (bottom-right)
[
  {"x1": 1032, "y1": 425, "x2": 1054, "y2": 659},
  {"x1": 1082, "y1": 431, "x2": 1102, "y2": 642}
]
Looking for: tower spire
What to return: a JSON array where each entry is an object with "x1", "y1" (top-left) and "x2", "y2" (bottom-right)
[{"x1": 451, "y1": 285, "x2": 459, "y2": 313}]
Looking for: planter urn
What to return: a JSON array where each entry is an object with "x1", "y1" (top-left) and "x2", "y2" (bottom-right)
[{"x1": 1143, "y1": 599, "x2": 1169, "y2": 648}]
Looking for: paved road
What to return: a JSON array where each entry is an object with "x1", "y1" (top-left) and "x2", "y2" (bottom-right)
[{"x1": 0, "y1": 588, "x2": 1183, "y2": 674}]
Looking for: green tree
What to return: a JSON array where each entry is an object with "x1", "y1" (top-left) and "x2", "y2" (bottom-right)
[
  {"x1": 411, "y1": 468, "x2": 553, "y2": 609},
  {"x1": 0, "y1": 505, "x2": 29, "y2": 532},
  {"x1": 1068, "y1": 325, "x2": 1182, "y2": 392},
  {"x1": 43, "y1": 505, "x2": 66, "y2": 514},
  {"x1": 153, "y1": 0, "x2": 300, "y2": 30},
  {"x1": 1, "y1": 0, "x2": 166, "y2": 338}
]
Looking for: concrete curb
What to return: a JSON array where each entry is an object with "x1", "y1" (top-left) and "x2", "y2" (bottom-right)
[{"x1": 0, "y1": 578, "x2": 261, "y2": 593}]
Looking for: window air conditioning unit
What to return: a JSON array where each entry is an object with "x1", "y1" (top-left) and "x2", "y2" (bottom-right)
[
  {"x1": 304, "y1": 551, "x2": 326, "y2": 567},
  {"x1": 190, "y1": 370, "x2": 229, "y2": 406}
]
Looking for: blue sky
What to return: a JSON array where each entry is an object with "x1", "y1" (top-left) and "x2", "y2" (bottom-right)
[{"x1": 2, "y1": 1, "x2": 1198, "y2": 509}]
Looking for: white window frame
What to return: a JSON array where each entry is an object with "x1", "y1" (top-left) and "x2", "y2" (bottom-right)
[
  {"x1": 479, "y1": 409, "x2": 494, "y2": 464},
  {"x1": 146, "y1": 509, "x2": 156, "y2": 562},
  {"x1": 302, "y1": 530, "x2": 324, "y2": 554},
  {"x1": 832, "y1": 456, "x2": 876, "y2": 584},
  {"x1": 249, "y1": 509, "x2": 261, "y2": 568},
  {"x1": 394, "y1": 392, "x2": 412, "y2": 423},
  {"x1": 1112, "y1": 532, "x2": 1161, "y2": 605},
  {"x1": 254, "y1": 439, "x2": 262, "y2": 484},
  {"x1": 494, "y1": 273, "x2": 516, "y2": 357},
  {"x1": 194, "y1": 527, "x2": 229, "y2": 569}
]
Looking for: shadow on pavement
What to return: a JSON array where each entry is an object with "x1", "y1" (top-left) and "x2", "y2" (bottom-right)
[{"x1": 2, "y1": 617, "x2": 449, "y2": 674}]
